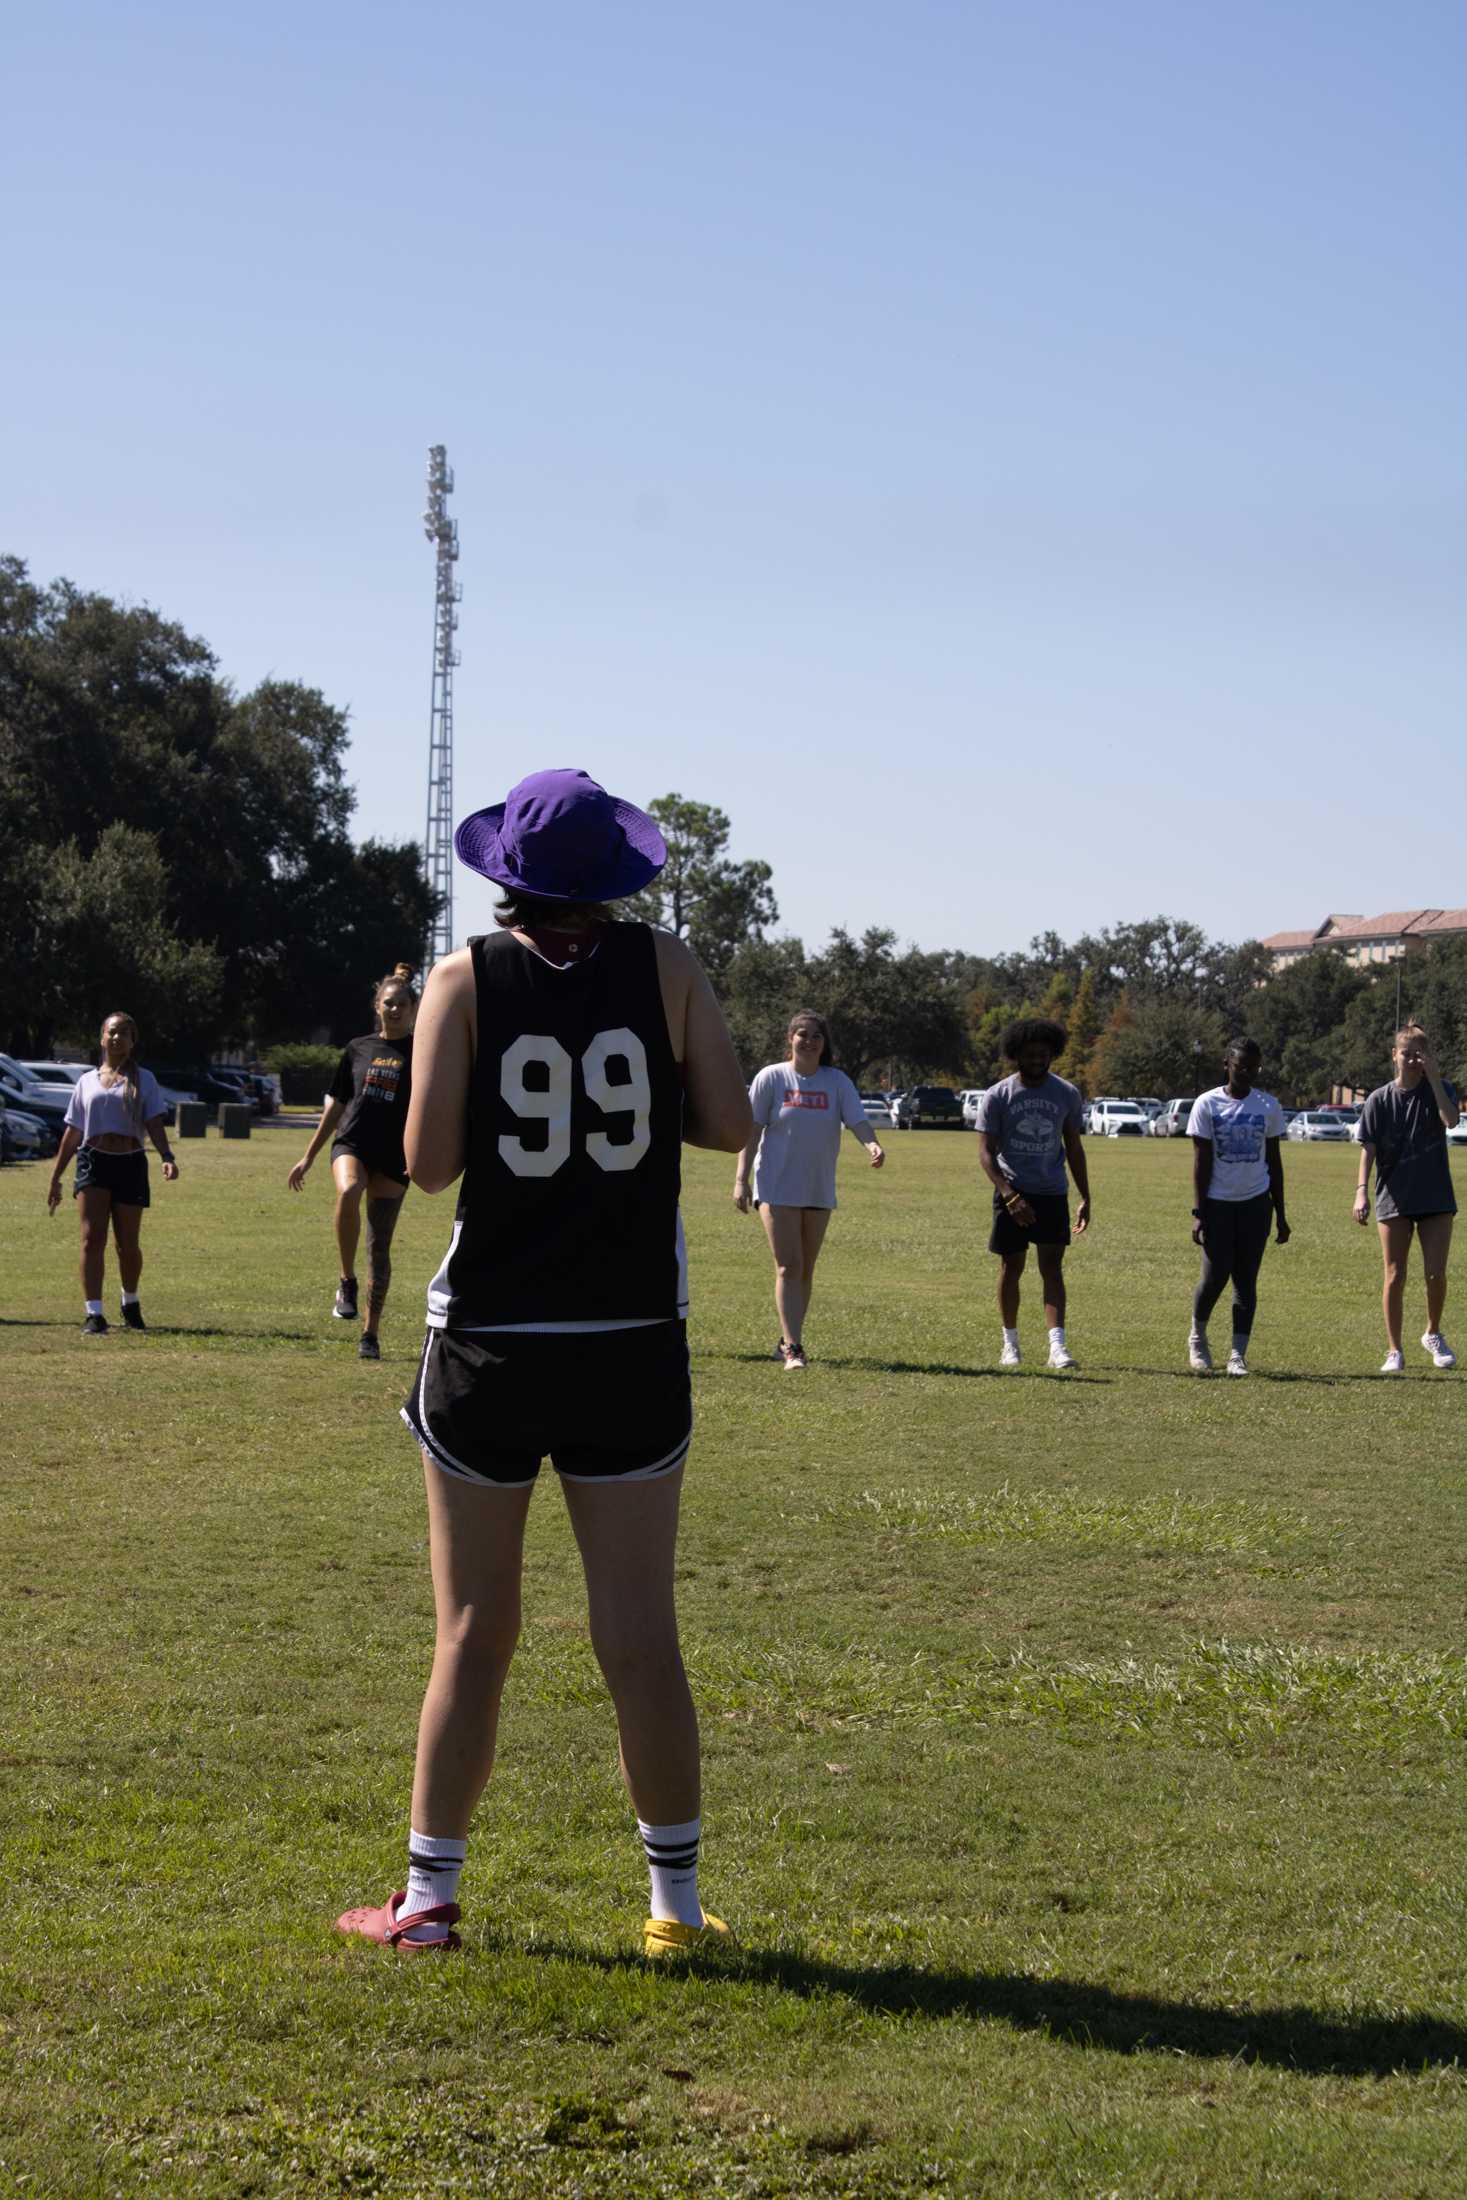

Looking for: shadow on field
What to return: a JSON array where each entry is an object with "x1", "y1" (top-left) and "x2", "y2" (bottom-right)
[
  {"x1": 534, "y1": 1938, "x2": 1467, "y2": 2076},
  {"x1": 715, "y1": 1353, "x2": 1111, "y2": 1385},
  {"x1": 1097, "y1": 1364, "x2": 1413, "y2": 1388}
]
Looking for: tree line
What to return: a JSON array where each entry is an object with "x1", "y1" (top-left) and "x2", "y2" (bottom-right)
[
  {"x1": 4, "y1": 558, "x2": 1462, "y2": 1098},
  {"x1": 636, "y1": 808, "x2": 1467, "y2": 1100},
  {"x1": 0, "y1": 559, "x2": 434, "y2": 1055}
]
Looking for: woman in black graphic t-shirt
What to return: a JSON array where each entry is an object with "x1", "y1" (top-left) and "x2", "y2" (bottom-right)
[{"x1": 287, "y1": 964, "x2": 417, "y2": 1360}]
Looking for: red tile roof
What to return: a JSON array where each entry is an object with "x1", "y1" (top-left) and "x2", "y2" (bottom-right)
[{"x1": 1262, "y1": 930, "x2": 1318, "y2": 950}]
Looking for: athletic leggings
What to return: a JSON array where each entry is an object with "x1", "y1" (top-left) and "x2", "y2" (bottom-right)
[{"x1": 1193, "y1": 1191, "x2": 1274, "y2": 1342}]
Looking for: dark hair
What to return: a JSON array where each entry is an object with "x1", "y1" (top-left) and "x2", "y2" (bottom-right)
[
  {"x1": 374, "y1": 962, "x2": 419, "y2": 1007},
  {"x1": 97, "y1": 1010, "x2": 144, "y2": 1124},
  {"x1": 1002, "y1": 1017, "x2": 1066, "y2": 1063},
  {"x1": 493, "y1": 891, "x2": 615, "y2": 932},
  {"x1": 786, "y1": 1009, "x2": 833, "y2": 1066},
  {"x1": 1225, "y1": 1035, "x2": 1261, "y2": 1061}
]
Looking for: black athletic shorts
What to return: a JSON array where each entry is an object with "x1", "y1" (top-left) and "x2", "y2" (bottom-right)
[
  {"x1": 331, "y1": 1139, "x2": 409, "y2": 1190},
  {"x1": 989, "y1": 1187, "x2": 1070, "y2": 1256},
  {"x1": 402, "y1": 1320, "x2": 693, "y2": 1488},
  {"x1": 74, "y1": 1146, "x2": 150, "y2": 1207}
]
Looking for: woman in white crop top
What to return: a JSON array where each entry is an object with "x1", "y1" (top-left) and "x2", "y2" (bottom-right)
[{"x1": 47, "y1": 1010, "x2": 178, "y2": 1334}]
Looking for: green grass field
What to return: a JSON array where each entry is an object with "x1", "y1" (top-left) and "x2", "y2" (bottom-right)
[{"x1": 3, "y1": 1125, "x2": 1465, "y2": 2197}]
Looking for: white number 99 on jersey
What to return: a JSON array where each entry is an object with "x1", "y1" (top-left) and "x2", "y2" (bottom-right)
[{"x1": 498, "y1": 1028, "x2": 652, "y2": 1178}]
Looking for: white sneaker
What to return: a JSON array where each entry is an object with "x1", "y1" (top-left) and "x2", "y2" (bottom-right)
[
  {"x1": 1422, "y1": 1331, "x2": 1457, "y2": 1369},
  {"x1": 999, "y1": 1339, "x2": 1021, "y2": 1369},
  {"x1": 1380, "y1": 1349, "x2": 1405, "y2": 1374},
  {"x1": 1225, "y1": 1349, "x2": 1249, "y2": 1377},
  {"x1": 1047, "y1": 1343, "x2": 1077, "y2": 1370},
  {"x1": 1188, "y1": 1330, "x2": 1212, "y2": 1374}
]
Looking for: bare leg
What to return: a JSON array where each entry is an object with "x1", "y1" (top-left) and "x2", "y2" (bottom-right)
[
  {"x1": 561, "y1": 1465, "x2": 699, "y2": 1826},
  {"x1": 1378, "y1": 1217, "x2": 1412, "y2": 1354},
  {"x1": 110, "y1": 1202, "x2": 144, "y2": 1294},
  {"x1": 1036, "y1": 1245, "x2": 1067, "y2": 1330},
  {"x1": 797, "y1": 1208, "x2": 832, "y2": 1341},
  {"x1": 363, "y1": 1182, "x2": 406, "y2": 1337},
  {"x1": 409, "y1": 1458, "x2": 535, "y2": 1837},
  {"x1": 760, "y1": 1203, "x2": 808, "y2": 1349},
  {"x1": 1417, "y1": 1212, "x2": 1454, "y2": 1335},
  {"x1": 331, "y1": 1154, "x2": 367, "y2": 1281},
  {"x1": 998, "y1": 1249, "x2": 1026, "y2": 1327},
  {"x1": 78, "y1": 1188, "x2": 111, "y2": 1301}
]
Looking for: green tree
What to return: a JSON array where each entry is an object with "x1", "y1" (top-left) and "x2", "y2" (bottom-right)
[
  {"x1": 625, "y1": 794, "x2": 777, "y2": 985},
  {"x1": 40, "y1": 824, "x2": 223, "y2": 1054},
  {"x1": 804, "y1": 928, "x2": 968, "y2": 1087},
  {"x1": 0, "y1": 560, "x2": 436, "y2": 1051},
  {"x1": 1090, "y1": 993, "x2": 1227, "y2": 1098},
  {"x1": 719, "y1": 936, "x2": 811, "y2": 1072},
  {"x1": 1056, "y1": 966, "x2": 1104, "y2": 1093}
]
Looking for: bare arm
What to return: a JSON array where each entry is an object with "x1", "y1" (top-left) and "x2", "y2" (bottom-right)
[
  {"x1": 1354, "y1": 1139, "x2": 1375, "y2": 1225},
  {"x1": 1062, "y1": 1118, "x2": 1091, "y2": 1230},
  {"x1": 656, "y1": 933, "x2": 752, "y2": 1154},
  {"x1": 404, "y1": 950, "x2": 475, "y2": 1193},
  {"x1": 287, "y1": 1095, "x2": 346, "y2": 1190},
  {"x1": 1191, "y1": 1135, "x2": 1213, "y2": 1243},
  {"x1": 1421, "y1": 1048, "x2": 1460, "y2": 1130},
  {"x1": 1266, "y1": 1135, "x2": 1290, "y2": 1243},
  {"x1": 47, "y1": 1125, "x2": 81, "y2": 1209},
  {"x1": 979, "y1": 1130, "x2": 1034, "y2": 1227},
  {"x1": 144, "y1": 1111, "x2": 179, "y2": 1181}
]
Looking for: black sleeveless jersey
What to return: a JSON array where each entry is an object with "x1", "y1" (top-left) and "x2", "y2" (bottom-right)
[{"x1": 425, "y1": 924, "x2": 686, "y2": 1328}]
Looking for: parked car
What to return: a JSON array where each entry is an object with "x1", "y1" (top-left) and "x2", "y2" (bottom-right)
[
  {"x1": 0, "y1": 1052, "x2": 76, "y2": 1102},
  {"x1": 1090, "y1": 1098, "x2": 1150, "y2": 1138},
  {"x1": 1150, "y1": 1098, "x2": 1197, "y2": 1138},
  {"x1": 0, "y1": 1070, "x2": 69, "y2": 1138},
  {"x1": 19, "y1": 1060, "x2": 89, "y2": 1088},
  {"x1": 1287, "y1": 1111, "x2": 1353, "y2": 1143},
  {"x1": 152, "y1": 1065, "x2": 255, "y2": 1114},
  {"x1": 859, "y1": 1092, "x2": 891, "y2": 1124},
  {"x1": 1, "y1": 1100, "x2": 57, "y2": 1159},
  {"x1": 1446, "y1": 1117, "x2": 1467, "y2": 1146},
  {"x1": 890, "y1": 1085, "x2": 965, "y2": 1129}
]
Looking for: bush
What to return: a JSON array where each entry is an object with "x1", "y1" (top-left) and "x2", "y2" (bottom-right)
[{"x1": 262, "y1": 1043, "x2": 339, "y2": 1107}]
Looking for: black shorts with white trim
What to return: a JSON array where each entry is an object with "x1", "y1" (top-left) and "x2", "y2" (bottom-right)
[{"x1": 402, "y1": 1319, "x2": 693, "y2": 1488}]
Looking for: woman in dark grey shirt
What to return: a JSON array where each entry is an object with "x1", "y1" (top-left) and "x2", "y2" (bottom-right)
[{"x1": 1354, "y1": 1023, "x2": 1460, "y2": 1372}]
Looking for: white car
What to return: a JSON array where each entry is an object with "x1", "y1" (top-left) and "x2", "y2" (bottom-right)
[
  {"x1": 1150, "y1": 1098, "x2": 1197, "y2": 1138},
  {"x1": 859, "y1": 1093, "x2": 891, "y2": 1124},
  {"x1": 1447, "y1": 1118, "x2": 1467, "y2": 1146},
  {"x1": 1092, "y1": 1099, "x2": 1151, "y2": 1138},
  {"x1": 1288, "y1": 1111, "x2": 1352, "y2": 1143}
]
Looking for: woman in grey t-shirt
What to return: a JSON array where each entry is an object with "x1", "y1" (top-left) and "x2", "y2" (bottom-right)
[
  {"x1": 1353, "y1": 1023, "x2": 1460, "y2": 1372},
  {"x1": 732, "y1": 1010, "x2": 884, "y2": 1369}
]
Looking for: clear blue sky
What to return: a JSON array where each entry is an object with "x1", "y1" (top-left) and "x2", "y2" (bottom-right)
[{"x1": 6, "y1": 1, "x2": 1464, "y2": 956}]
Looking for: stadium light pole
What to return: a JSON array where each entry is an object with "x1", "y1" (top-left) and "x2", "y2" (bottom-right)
[{"x1": 422, "y1": 445, "x2": 461, "y2": 969}]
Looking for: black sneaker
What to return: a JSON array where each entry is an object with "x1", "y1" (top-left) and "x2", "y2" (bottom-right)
[
  {"x1": 358, "y1": 1332, "x2": 381, "y2": 1361},
  {"x1": 82, "y1": 1312, "x2": 109, "y2": 1336},
  {"x1": 120, "y1": 1301, "x2": 146, "y2": 1332},
  {"x1": 332, "y1": 1279, "x2": 359, "y2": 1322}
]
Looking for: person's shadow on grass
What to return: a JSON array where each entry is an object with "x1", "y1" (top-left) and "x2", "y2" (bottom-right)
[
  {"x1": 713, "y1": 1352, "x2": 1111, "y2": 1385},
  {"x1": 523, "y1": 1937, "x2": 1467, "y2": 2078}
]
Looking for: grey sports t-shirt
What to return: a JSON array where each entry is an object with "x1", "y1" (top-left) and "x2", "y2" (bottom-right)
[
  {"x1": 975, "y1": 1072, "x2": 1082, "y2": 1197},
  {"x1": 1360, "y1": 1078, "x2": 1458, "y2": 1220}
]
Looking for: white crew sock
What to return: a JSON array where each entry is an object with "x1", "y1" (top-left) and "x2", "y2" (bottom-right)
[
  {"x1": 639, "y1": 1816, "x2": 703, "y2": 1926},
  {"x1": 401, "y1": 1830, "x2": 466, "y2": 1941},
  {"x1": 122, "y1": 1290, "x2": 140, "y2": 1306},
  {"x1": 1048, "y1": 1326, "x2": 1066, "y2": 1348},
  {"x1": 1002, "y1": 1327, "x2": 1020, "y2": 1350},
  {"x1": 85, "y1": 1299, "x2": 104, "y2": 1317}
]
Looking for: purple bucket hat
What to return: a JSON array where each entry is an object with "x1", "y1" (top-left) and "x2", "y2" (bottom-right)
[{"x1": 453, "y1": 769, "x2": 666, "y2": 903}]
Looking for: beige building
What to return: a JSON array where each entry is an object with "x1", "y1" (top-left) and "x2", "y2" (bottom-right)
[{"x1": 1262, "y1": 909, "x2": 1467, "y2": 973}]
